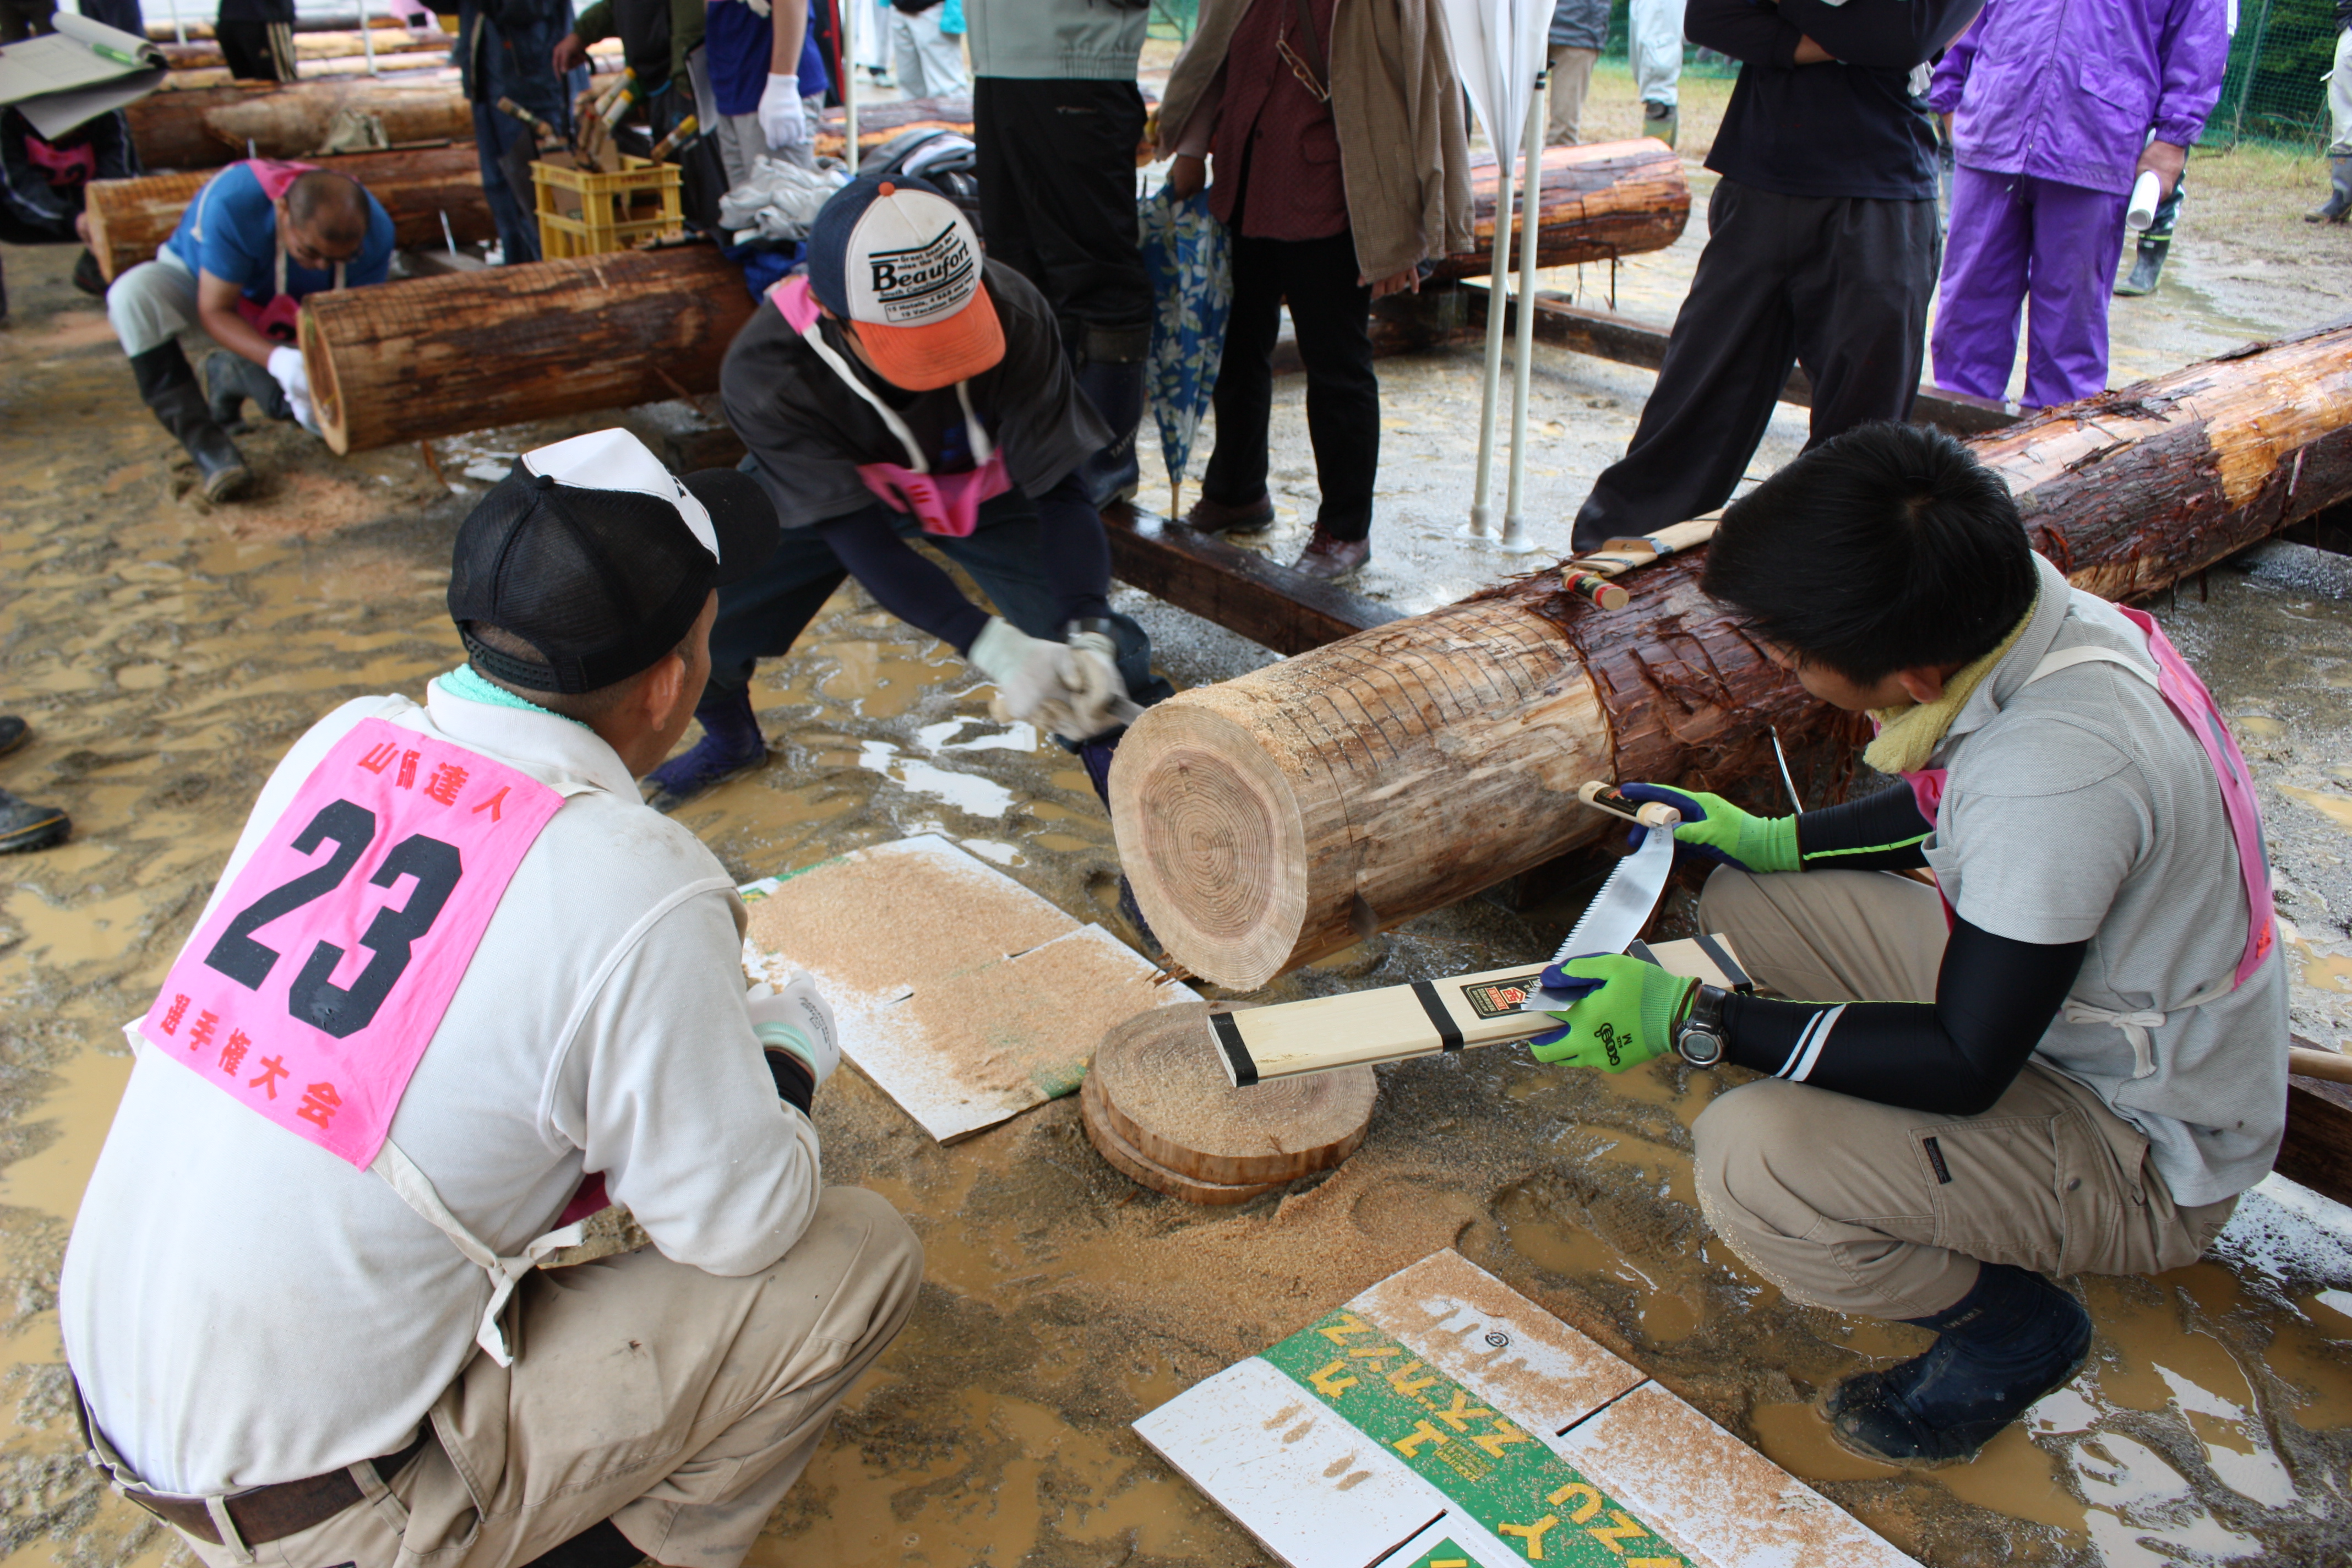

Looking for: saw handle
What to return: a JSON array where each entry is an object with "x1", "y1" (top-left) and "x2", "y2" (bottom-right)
[{"x1": 1580, "y1": 780, "x2": 1682, "y2": 830}]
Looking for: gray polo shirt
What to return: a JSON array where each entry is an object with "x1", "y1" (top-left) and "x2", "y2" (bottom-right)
[{"x1": 1921, "y1": 554, "x2": 2288, "y2": 1207}]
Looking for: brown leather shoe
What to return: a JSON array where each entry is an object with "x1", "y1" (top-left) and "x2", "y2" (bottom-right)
[
  {"x1": 1183, "y1": 493, "x2": 1276, "y2": 533},
  {"x1": 1293, "y1": 528, "x2": 1370, "y2": 580}
]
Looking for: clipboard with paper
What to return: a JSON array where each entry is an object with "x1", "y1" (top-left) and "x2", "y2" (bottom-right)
[{"x1": 0, "y1": 13, "x2": 166, "y2": 140}]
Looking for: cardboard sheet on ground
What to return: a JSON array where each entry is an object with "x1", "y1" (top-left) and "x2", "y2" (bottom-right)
[
  {"x1": 740, "y1": 835, "x2": 1197, "y2": 1143},
  {"x1": 1135, "y1": 1250, "x2": 1920, "y2": 1568}
]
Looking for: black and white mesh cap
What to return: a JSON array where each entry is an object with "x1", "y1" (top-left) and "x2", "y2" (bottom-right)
[{"x1": 448, "y1": 429, "x2": 779, "y2": 694}]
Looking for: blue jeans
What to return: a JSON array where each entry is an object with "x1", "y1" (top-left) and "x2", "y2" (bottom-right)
[{"x1": 707, "y1": 492, "x2": 1174, "y2": 716}]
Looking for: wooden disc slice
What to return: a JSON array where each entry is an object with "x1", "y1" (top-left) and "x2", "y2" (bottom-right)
[
  {"x1": 1092, "y1": 1003, "x2": 1377, "y2": 1188},
  {"x1": 1079, "y1": 1070, "x2": 1287, "y2": 1205}
]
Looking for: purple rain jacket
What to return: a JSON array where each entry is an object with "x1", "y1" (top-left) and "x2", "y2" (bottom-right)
[{"x1": 1927, "y1": 0, "x2": 2229, "y2": 195}]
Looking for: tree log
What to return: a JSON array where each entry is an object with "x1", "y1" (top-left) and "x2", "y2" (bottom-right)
[
  {"x1": 1112, "y1": 319, "x2": 2352, "y2": 990},
  {"x1": 1428, "y1": 139, "x2": 1689, "y2": 284},
  {"x1": 126, "y1": 79, "x2": 474, "y2": 168},
  {"x1": 161, "y1": 29, "x2": 453, "y2": 69},
  {"x1": 301, "y1": 246, "x2": 754, "y2": 454},
  {"x1": 85, "y1": 145, "x2": 492, "y2": 283}
]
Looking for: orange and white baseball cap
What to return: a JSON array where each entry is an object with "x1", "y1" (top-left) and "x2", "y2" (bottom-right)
[{"x1": 806, "y1": 176, "x2": 1004, "y2": 391}]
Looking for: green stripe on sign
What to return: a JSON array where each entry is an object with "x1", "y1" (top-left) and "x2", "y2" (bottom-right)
[{"x1": 1259, "y1": 1310, "x2": 1689, "y2": 1567}]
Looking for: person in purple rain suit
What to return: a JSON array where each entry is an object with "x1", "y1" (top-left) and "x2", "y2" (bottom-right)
[{"x1": 1926, "y1": 0, "x2": 2227, "y2": 411}]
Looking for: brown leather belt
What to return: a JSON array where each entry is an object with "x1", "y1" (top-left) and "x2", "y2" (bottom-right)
[{"x1": 123, "y1": 1431, "x2": 432, "y2": 1548}]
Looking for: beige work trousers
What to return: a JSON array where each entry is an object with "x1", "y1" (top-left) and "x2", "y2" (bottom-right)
[
  {"x1": 1546, "y1": 45, "x2": 1599, "y2": 145},
  {"x1": 181, "y1": 1188, "x2": 921, "y2": 1568},
  {"x1": 1690, "y1": 867, "x2": 2235, "y2": 1321}
]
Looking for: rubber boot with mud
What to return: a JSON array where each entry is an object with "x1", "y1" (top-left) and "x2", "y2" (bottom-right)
[
  {"x1": 2113, "y1": 234, "x2": 2169, "y2": 297},
  {"x1": 1074, "y1": 328, "x2": 1150, "y2": 507},
  {"x1": 1825, "y1": 1262, "x2": 2092, "y2": 1467},
  {"x1": 2308, "y1": 156, "x2": 2352, "y2": 224},
  {"x1": 206, "y1": 348, "x2": 292, "y2": 433},
  {"x1": 0, "y1": 788, "x2": 70, "y2": 854},
  {"x1": 517, "y1": 1520, "x2": 644, "y2": 1568},
  {"x1": 645, "y1": 680, "x2": 767, "y2": 808},
  {"x1": 1076, "y1": 731, "x2": 1160, "y2": 956},
  {"x1": 1643, "y1": 100, "x2": 1678, "y2": 150},
  {"x1": 132, "y1": 342, "x2": 252, "y2": 503},
  {"x1": 72, "y1": 249, "x2": 105, "y2": 297}
]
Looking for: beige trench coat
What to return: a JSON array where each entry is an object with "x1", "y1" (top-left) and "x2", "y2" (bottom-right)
[{"x1": 1157, "y1": 0, "x2": 1475, "y2": 285}]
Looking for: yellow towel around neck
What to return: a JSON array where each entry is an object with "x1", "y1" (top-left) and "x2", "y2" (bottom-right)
[{"x1": 1860, "y1": 596, "x2": 2039, "y2": 777}]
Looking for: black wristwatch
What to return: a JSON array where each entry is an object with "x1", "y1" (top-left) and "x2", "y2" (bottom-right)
[{"x1": 1675, "y1": 984, "x2": 1729, "y2": 1068}]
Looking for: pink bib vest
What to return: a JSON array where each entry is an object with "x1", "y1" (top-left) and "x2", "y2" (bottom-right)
[{"x1": 767, "y1": 275, "x2": 1012, "y2": 537}]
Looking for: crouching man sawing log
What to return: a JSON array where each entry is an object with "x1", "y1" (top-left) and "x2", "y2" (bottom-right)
[
  {"x1": 60, "y1": 430, "x2": 921, "y2": 1568},
  {"x1": 1534, "y1": 423, "x2": 2285, "y2": 1467}
]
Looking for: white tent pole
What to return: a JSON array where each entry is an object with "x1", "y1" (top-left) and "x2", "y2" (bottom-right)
[
  {"x1": 1498, "y1": 67, "x2": 1550, "y2": 554},
  {"x1": 841, "y1": 0, "x2": 860, "y2": 175},
  {"x1": 1461, "y1": 125, "x2": 1517, "y2": 540},
  {"x1": 361, "y1": 0, "x2": 377, "y2": 75}
]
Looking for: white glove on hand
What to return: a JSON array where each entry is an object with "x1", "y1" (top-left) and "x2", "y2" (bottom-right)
[
  {"x1": 758, "y1": 73, "x2": 810, "y2": 151},
  {"x1": 1055, "y1": 629, "x2": 1142, "y2": 741},
  {"x1": 970, "y1": 617, "x2": 1077, "y2": 731},
  {"x1": 266, "y1": 345, "x2": 319, "y2": 433},
  {"x1": 747, "y1": 971, "x2": 840, "y2": 1089}
]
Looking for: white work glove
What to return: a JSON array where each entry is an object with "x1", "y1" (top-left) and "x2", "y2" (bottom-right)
[
  {"x1": 747, "y1": 971, "x2": 840, "y2": 1090},
  {"x1": 758, "y1": 73, "x2": 810, "y2": 153},
  {"x1": 970, "y1": 617, "x2": 1078, "y2": 732},
  {"x1": 266, "y1": 345, "x2": 319, "y2": 433},
  {"x1": 1055, "y1": 627, "x2": 1144, "y2": 741}
]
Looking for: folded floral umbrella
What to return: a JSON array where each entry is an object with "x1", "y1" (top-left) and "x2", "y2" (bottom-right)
[{"x1": 1139, "y1": 184, "x2": 1232, "y2": 518}]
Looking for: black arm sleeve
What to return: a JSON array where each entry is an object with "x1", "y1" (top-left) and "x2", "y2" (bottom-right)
[
  {"x1": 1685, "y1": 0, "x2": 1803, "y2": 67},
  {"x1": 1776, "y1": 0, "x2": 1986, "y2": 68},
  {"x1": 1794, "y1": 783, "x2": 1937, "y2": 872},
  {"x1": 1034, "y1": 473, "x2": 1114, "y2": 626},
  {"x1": 1721, "y1": 916, "x2": 2088, "y2": 1115},
  {"x1": 814, "y1": 506, "x2": 992, "y2": 655}
]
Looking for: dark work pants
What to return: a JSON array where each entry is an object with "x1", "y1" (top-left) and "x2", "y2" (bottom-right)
[
  {"x1": 705, "y1": 490, "x2": 1176, "y2": 710},
  {"x1": 1569, "y1": 178, "x2": 1940, "y2": 551},
  {"x1": 216, "y1": 20, "x2": 298, "y2": 81},
  {"x1": 972, "y1": 78, "x2": 1152, "y2": 343},
  {"x1": 1204, "y1": 230, "x2": 1378, "y2": 542},
  {"x1": 474, "y1": 100, "x2": 541, "y2": 264}
]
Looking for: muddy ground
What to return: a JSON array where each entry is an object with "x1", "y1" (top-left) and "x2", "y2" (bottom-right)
[{"x1": 5, "y1": 63, "x2": 2352, "y2": 1568}]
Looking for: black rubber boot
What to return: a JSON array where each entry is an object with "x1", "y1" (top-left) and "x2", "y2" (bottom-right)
[
  {"x1": 72, "y1": 249, "x2": 105, "y2": 297},
  {"x1": 0, "y1": 787, "x2": 70, "y2": 854},
  {"x1": 1825, "y1": 1262, "x2": 2092, "y2": 1467},
  {"x1": 1643, "y1": 100, "x2": 1678, "y2": 150},
  {"x1": 517, "y1": 1520, "x2": 644, "y2": 1568},
  {"x1": 131, "y1": 342, "x2": 252, "y2": 503},
  {"x1": 644, "y1": 682, "x2": 767, "y2": 807},
  {"x1": 1076, "y1": 732, "x2": 1159, "y2": 955},
  {"x1": 2114, "y1": 235, "x2": 2169, "y2": 297},
  {"x1": 2308, "y1": 156, "x2": 2352, "y2": 224},
  {"x1": 1074, "y1": 331, "x2": 1149, "y2": 508},
  {"x1": 0, "y1": 715, "x2": 26, "y2": 759},
  {"x1": 205, "y1": 348, "x2": 292, "y2": 432}
]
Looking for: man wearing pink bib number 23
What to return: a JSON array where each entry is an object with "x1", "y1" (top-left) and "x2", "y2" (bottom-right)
[{"x1": 58, "y1": 430, "x2": 923, "y2": 1568}]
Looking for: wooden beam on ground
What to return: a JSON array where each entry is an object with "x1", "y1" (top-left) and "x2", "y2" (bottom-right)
[
  {"x1": 1475, "y1": 287, "x2": 2021, "y2": 435},
  {"x1": 86, "y1": 144, "x2": 491, "y2": 283},
  {"x1": 1101, "y1": 503, "x2": 1404, "y2": 656},
  {"x1": 2278, "y1": 1075, "x2": 2352, "y2": 1208}
]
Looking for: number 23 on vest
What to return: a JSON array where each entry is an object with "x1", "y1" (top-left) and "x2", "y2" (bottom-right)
[{"x1": 140, "y1": 718, "x2": 565, "y2": 1168}]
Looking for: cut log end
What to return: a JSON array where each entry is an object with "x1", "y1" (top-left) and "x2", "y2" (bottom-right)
[
  {"x1": 1082, "y1": 1004, "x2": 1377, "y2": 1202},
  {"x1": 1112, "y1": 705, "x2": 1309, "y2": 992}
]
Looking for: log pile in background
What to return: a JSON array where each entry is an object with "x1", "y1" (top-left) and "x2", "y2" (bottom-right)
[
  {"x1": 301, "y1": 246, "x2": 753, "y2": 454},
  {"x1": 1110, "y1": 319, "x2": 2352, "y2": 990},
  {"x1": 1430, "y1": 138, "x2": 1688, "y2": 284},
  {"x1": 126, "y1": 80, "x2": 472, "y2": 167},
  {"x1": 85, "y1": 145, "x2": 493, "y2": 282}
]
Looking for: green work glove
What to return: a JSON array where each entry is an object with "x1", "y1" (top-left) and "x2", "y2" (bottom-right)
[
  {"x1": 1528, "y1": 955, "x2": 1697, "y2": 1072},
  {"x1": 1620, "y1": 783, "x2": 1800, "y2": 875}
]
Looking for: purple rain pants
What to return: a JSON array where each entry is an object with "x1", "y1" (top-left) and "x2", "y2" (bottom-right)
[{"x1": 1931, "y1": 165, "x2": 2131, "y2": 410}]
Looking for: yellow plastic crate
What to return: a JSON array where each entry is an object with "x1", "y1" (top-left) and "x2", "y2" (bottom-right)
[{"x1": 532, "y1": 155, "x2": 683, "y2": 258}]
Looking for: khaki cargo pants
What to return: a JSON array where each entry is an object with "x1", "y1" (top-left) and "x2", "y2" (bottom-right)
[
  {"x1": 179, "y1": 1187, "x2": 921, "y2": 1568},
  {"x1": 1691, "y1": 867, "x2": 2236, "y2": 1321}
]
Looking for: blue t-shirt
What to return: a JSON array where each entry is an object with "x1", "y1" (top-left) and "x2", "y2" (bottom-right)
[
  {"x1": 705, "y1": 0, "x2": 826, "y2": 117},
  {"x1": 165, "y1": 164, "x2": 396, "y2": 304}
]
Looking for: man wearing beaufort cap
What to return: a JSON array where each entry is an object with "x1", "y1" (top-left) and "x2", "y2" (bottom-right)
[
  {"x1": 651, "y1": 176, "x2": 1175, "y2": 937},
  {"x1": 59, "y1": 432, "x2": 921, "y2": 1568}
]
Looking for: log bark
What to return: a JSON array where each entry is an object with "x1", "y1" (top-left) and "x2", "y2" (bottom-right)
[
  {"x1": 301, "y1": 246, "x2": 754, "y2": 454},
  {"x1": 127, "y1": 79, "x2": 473, "y2": 168},
  {"x1": 161, "y1": 29, "x2": 453, "y2": 69},
  {"x1": 810, "y1": 95, "x2": 974, "y2": 161},
  {"x1": 1112, "y1": 318, "x2": 2352, "y2": 990},
  {"x1": 1428, "y1": 139, "x2": 1689, "y2": 284},
  {"x1": 85, "y1": 145, "x2": 492, "y2": 283}
]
